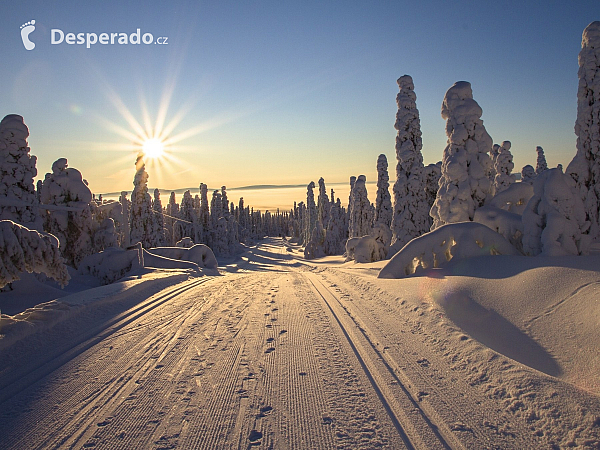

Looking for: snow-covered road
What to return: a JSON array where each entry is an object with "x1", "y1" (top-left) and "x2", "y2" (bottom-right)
[{"x1": 0, "y1": 239, "x2": 598, "y2": 449}]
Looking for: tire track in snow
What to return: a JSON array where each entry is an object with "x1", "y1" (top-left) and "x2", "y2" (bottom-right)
[{"x1": 304, "y1": 271, "x2": 461, "y2": 450}]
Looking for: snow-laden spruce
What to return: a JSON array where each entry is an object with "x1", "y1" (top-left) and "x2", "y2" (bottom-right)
[
  {"x1": 0, "y1": 220, "x2": 70, "y2": 288},
  {"x1": 153, "y1": 189, "x2": 168, "y2": 246},
  {"x1": 129, "y1": 155, "x2": 159, "y2": 248},
  {"x1": 566, "y1": 21, "x2": 600, "y2": 239},
  {"x1": 390, "y1": 76, "x2": 429, "y2": 250},
  {"x1": 522, "y1": 168, "x2": 591, "y2": 256},
  {"x1": 423, "y1": 162, "x2": 441, "y2": 221},
  {"x1": 40, "y1": 158, "x2": 94, "y2": 267},
  {"x1": 536, "y1": 146, "x2": 548, "y2": 175},
  {"x1": 317, "y1": 177, "x2": 329, "y2": 227},
  {"x1": 378, "y1": 222, "x2": 519, "y2": 279},
  {"x1": 493, "y1": 141, "x2": 516, "y2": 196},
  {"x1": 430, "y1": 81, "x2": 493, "y2": 228},
  {"x1": 0, "y1": 115, "x2": 42, "y2": 230},
  {"x1": 374, "y1": 154, "x2": 392, "y2": 227},
  {"x1": 348, "y1": 175, "x2": 372, "y2": 238},
  {"x1": 323, "y1": 197, "x2": 346, "y2": 255},
  {"x1": 303, "y1": 181, "x2": 317, "y2": 246}
]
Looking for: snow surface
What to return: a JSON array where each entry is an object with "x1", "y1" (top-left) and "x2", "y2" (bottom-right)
[{"x1": 1, "y1": 237, "x2": 598, "y2": 449}]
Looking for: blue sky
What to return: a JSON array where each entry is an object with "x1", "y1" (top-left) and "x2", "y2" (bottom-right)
[{"x1": 1, "y1": 1, "x2": 599, "y2": 196}]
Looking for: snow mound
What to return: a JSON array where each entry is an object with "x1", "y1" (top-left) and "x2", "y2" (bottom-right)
[
  {"x1": 378, "y1": 222, "x2": 519, "y2": 278},
  {"x1": 147, "y1": 244, "x2": 218, "y2": 269},
  {"x1": 0, "y1": 220, "x2": 70, "y2": 288}
]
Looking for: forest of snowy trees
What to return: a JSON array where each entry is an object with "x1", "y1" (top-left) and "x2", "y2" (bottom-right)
[{"x1": 0, "y1": 21, "x2": 599, "y2": 286}]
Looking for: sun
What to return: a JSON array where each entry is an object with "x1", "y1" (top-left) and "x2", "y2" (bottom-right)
[{"x1": 142, "y1": 138, "x2": 165, "y2": 159}]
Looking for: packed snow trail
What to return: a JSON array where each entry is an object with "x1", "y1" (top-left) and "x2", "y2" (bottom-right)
[{"x1": 0, "y1": 239, "x2": 598, "y2": 449}]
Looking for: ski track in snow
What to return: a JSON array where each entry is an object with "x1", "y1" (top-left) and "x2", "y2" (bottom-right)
[{"x1": 0, "y1": 238, "x2": 598, "y2": 449}]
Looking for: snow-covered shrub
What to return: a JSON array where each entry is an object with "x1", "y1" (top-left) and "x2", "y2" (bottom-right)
[
  {"x1": 40, "y1": 158, "x2": 95, "y2": 267},
  {"x1": 304, "y1": 221, "x2": 326, "y2": 259},
  {"x1": 345, "y1": 235, "x2": 383, "y2": 263},
  {"x1": 390, "y1": 76, "x2": 429, "y2": 250},
  {"x1": 78, "y1": 246, "x2": 142, "y2": 285},
  {"x1": 374, "y1": 154, "x2": 392, "y2": 227},
  {"x1": 536, "y1": 146, "x2": 548, "y2": 175},
  {"x1": 566, "y1": 21, "x2": 600, "y2": 239},
  {"x1": 147, "y1": 244, "x2": 218, "y2": 269},
  {"x1": 0, "y1": 114, "x2": 42, "y2": 230},
  {"x1": 378, "y1": 222, "x2": 519, "y2": 279},
  {"x1": 348, "y1": 175, "x2": 372, "y2": 238},
  {"x1": 488, "y1": 181, "x2": 534, "y2": 215},
  {"x1": 522, "y1": 168, "x2": 591, "y2": 256},
  {"x1": 0, "y1": 220, "x2": 70, "y2": 288},
  {"x1": 473, "y1": 206, "x2": 524, "y2": 253},
  {"x1": 521, "y1": 165, "x2": 536, "y2": 184},
  {"x1": 493, "y1": 141, "x2": 516, "y2": 195},
  {"x1": 430, "y1": 82, "x2": 493, "y2": 229},
  {"x1": 93, "y1": 218, "x2": 118, "y2": 251},
  {"x1": 345, "y1": 223, "x2": 391, "y2": 263}
]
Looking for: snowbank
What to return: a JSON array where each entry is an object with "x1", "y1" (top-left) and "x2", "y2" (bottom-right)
[{"x1": 378, "y1": 222, "x2": 519, "y2": 278}]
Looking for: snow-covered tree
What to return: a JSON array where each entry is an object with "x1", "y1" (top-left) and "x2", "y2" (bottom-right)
[
  {"x1": 348, "y1": 175, "x2": 372, "y2": 238},
  {"x1": 40, "y1": 158, "x2": 94, "y2": 267},
  {"x1": 129, "y1": 154, "x2": 158, "y2": 248},
  {"x1": 0, "y1": 220, "x2": 70, "y2": 288},
  {"x1": 566, "y1": 21, "x2": 600, "y2": 239},
  {"x1": 317, "y1": 177, "x2": 329, "y2": 226},
  {"x1": 199, "y1": 184, "x2": 210, "y2": 235},
  {"x1": 423, "y1": 162, "x2": 442, "y2": 222},
  {"x1": 390, "y1": 76, "x2": 429, "y2": 250},
  {"x1": 93, "y1": 218, "x2": 118, "y2": 251},
  {"x1": 536, "y1": 146, "x2": 548, "y2": 175},
  {"x1": 303, "y1": 181, "x2": 317, "y2": 246},
  {"x1": 493, "y1": 141, "x2": 516, "y2": 195},
  {"x1": 522, "y1": 168, "x2": 591, "y2": 256},
  {"x1": 152, "y1": 189, "x2": 168, "y2": 246},
  {"x1": 374, "y1": 154, "x2": 392, "y2": 227},
  {"x1": 179, "y1": 190, "x2": 196, "y2": 240},
  {"x1": 521, "y1": 165, "x2": 536, "y2": 184},
  {"x1": 430, "y1": 81, "x2": 493, "y2": 229},
  {"x1": 0, "y1": 114, "x2": 42, "y2": 230},
  {"x1": 323, "y1": 198, "x2": 346, "y2": 255}
]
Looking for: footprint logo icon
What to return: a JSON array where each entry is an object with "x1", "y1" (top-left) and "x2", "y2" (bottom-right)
[{"x1": 20, "y1": 20, "x2": 36, "y2": 50}]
